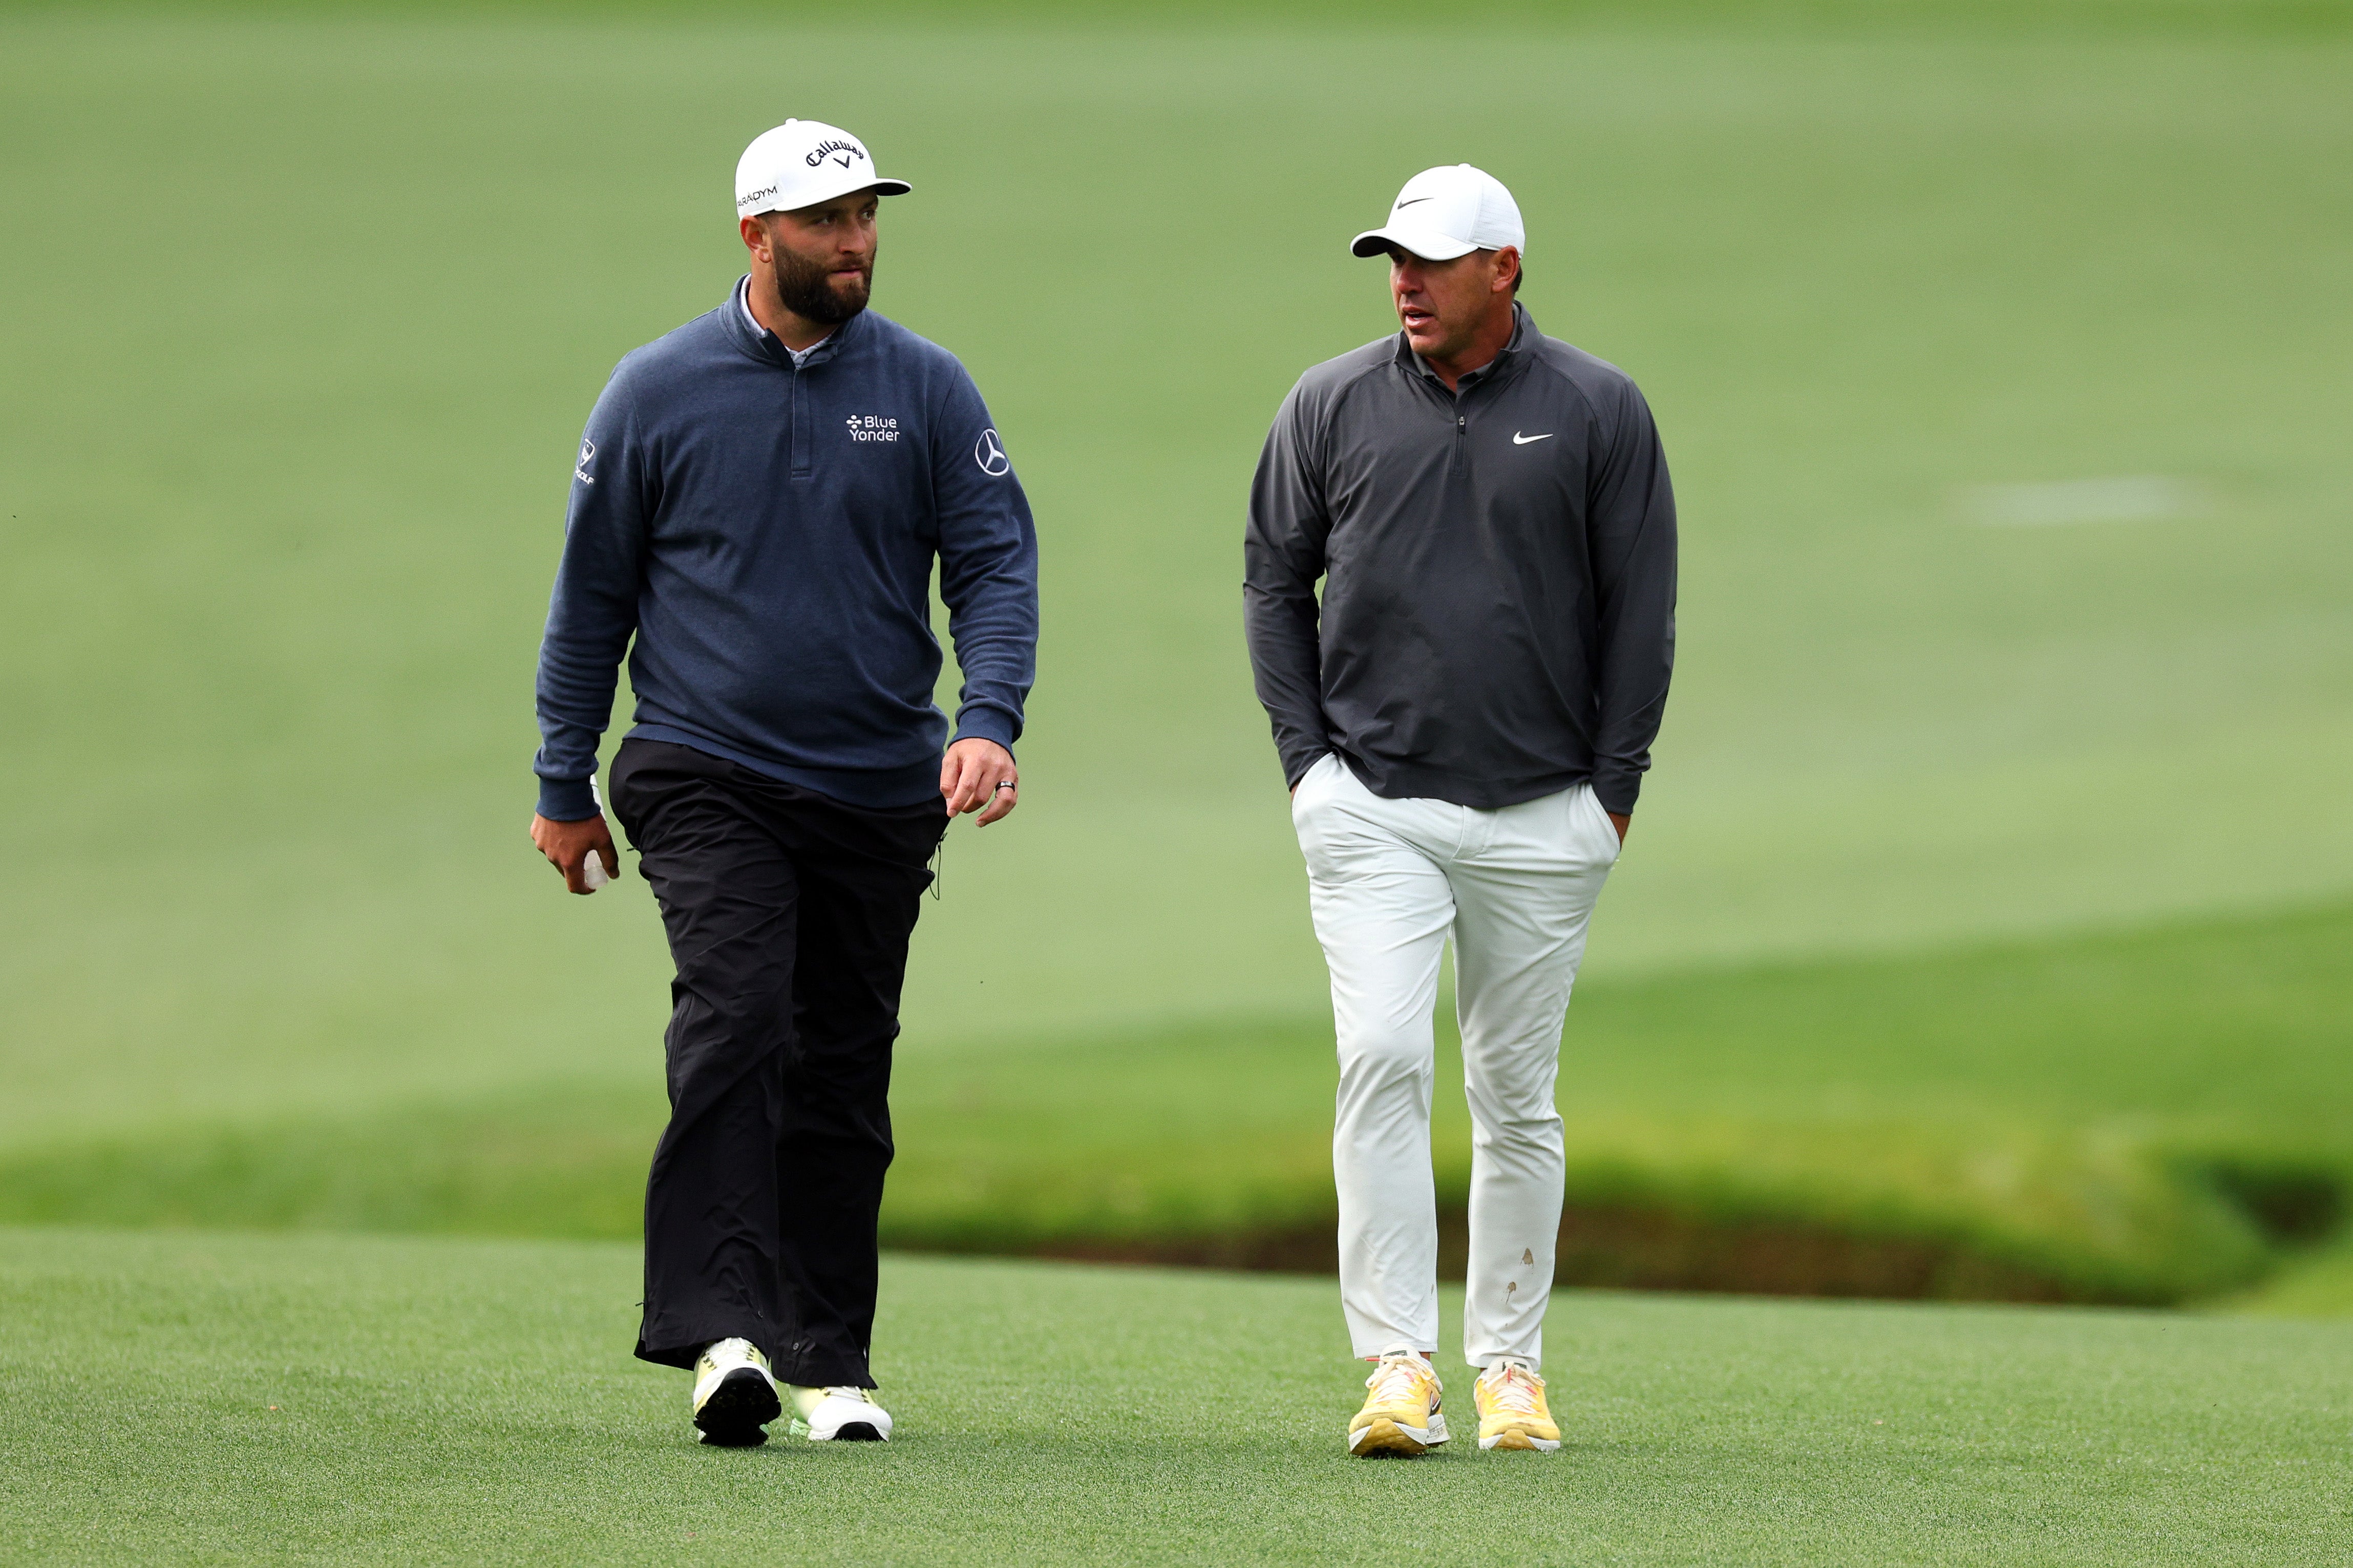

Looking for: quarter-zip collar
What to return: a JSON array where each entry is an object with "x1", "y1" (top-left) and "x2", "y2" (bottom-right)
[
  {"x1": 1393, "y1": 302, "x2": 1537, "y2": 398},
  {"x1": 736, "y1": 277, "x2": 834, "y2": 367},
  {"x1": 719, "y1": 274, "x2": 867, "y2": 371}
]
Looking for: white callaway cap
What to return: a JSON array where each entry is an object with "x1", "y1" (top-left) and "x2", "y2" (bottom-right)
[
  {"x1": 734, "y1": 119, "x2": 910, "y2": 220},
  {"x1": 1349, "y1": 164, "x2": 1524, "y2": 261}
]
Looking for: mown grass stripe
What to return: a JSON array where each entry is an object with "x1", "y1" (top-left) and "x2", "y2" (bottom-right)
[{"x1": 6, "y1": 1228, "x2": 2350, "y2": 1565}]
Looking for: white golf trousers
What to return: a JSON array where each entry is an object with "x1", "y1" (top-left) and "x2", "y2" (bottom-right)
[{"x1": 1291, "y1": 753, "x2": 1619, "y2": 1370}]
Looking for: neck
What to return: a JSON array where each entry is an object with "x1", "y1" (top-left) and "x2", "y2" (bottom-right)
[
  {"x1": 1419, "y1": 303, "x2": 1516, "y2": 391},
  {"x1": 746, "y1": 273, "x2": 837, "y2": 353}
]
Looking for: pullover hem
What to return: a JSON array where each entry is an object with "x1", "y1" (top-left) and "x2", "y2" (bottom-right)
[
  {"x1": 1332, "y1": 749, "x2": 1617, "y2": 814},
  {"x1": 628, "y1": 725, "x2": 942, "y2": 810}
]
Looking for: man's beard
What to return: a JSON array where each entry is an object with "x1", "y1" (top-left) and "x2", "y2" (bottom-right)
[{"x1": 772, "y1": 246, "x2": 872, "y2": 325}]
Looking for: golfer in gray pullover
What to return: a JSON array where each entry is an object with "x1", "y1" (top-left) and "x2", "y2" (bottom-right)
[{"x1": 1244, "y1": 165, "x2": 1676, "y2": 1458}]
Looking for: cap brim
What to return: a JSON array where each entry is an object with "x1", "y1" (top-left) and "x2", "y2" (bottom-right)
[
  {"x1": 746, "y1": 176, "x2": 914, "y2": 218},
  {"x1": 1349, "y1": 226, "x2": 1478, "y2": 261}
]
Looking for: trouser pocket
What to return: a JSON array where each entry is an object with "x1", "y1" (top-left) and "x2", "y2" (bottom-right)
[{"x1": 1581, "y1": 784, "x2": 1622, "y2": 865}]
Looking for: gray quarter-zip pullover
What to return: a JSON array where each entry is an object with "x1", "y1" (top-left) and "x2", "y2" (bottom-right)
[{"x1": 1243, "y1": 305, "x2": 1677, "y2": 814}]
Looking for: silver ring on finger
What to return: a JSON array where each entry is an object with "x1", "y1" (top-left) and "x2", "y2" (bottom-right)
[{"x1": 993, "y1": 781, "x2": 1016, "y2": 792}]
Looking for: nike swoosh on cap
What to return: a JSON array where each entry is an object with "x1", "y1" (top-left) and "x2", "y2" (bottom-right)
[
  {"x1": 1512, "y1": 432, "x2": 1554, "y2": 444},
  {"x1": 1394, "y1": 197, "x2": 1432, "y2": 208}
]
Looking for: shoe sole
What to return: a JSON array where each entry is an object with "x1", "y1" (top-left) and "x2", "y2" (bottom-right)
[
  {"x1": 694, "y1": 1366, "x2": 782, "y2": 1448},
  {"x1": 1348, "y1": 1413, "x2": 1448, "y2": 1457},
  {"x1": 695, "y1": 1426, "x2": 769, "y2": 1448},
  {"x1": 1479, "y1": 1428, "x2": 1561, "y2": 1452},
  {"x1": 814, "y1": 1421, "x2": 886, "y2": 1442},
  {"x1": 790, "y1": 1407, "x2": 893, "y2": 1442}
]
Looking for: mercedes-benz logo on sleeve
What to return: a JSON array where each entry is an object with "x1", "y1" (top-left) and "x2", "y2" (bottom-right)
[{"x1": 974, "y1": 428, "x2": 1010, "y2": 477}]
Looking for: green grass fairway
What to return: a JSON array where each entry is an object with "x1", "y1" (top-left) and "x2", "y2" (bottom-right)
[
  {"x1": 4, "y1": 6, "x2": 2350, "y2": 1147},
  {"x1": 4, "y1": 0, "x2": 2351, "y2": 1456},
  {"x1": 5, "y1": 1229, "x2": 2350, "y2": 1566},
  {"x1": 5, "y1": 9, "x2": 2348, "y2": 1558}
]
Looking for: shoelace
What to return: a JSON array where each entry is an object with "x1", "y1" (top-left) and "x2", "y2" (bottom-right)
[
  {"x1": 701, "y1": 1339, "x2": 757, "y2": 1372},
  {"x1": 819, "y1": 1386, "x2": 874, "y2": 1405},
  {"x1": 1365, "y1": 1355, "x2": 1431, "y2": 1404},
  {"x1": 1482, "y1": 1363, "x2": 1542, "y2": 1416}
]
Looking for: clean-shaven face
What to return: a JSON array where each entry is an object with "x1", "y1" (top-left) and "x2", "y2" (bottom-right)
[
  {"x1": 761, "y1": 190, "x2": 882, "y2": 323},
  {"x1": 1389, "y1": 247, "x2": 1508, "y2": 361}
]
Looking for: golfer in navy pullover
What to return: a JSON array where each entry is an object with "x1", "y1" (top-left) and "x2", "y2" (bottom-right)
[
  {"x1": 529, "y1": 121, "x2": 1036, "y2": 1449},
  {"x1": 533, "y1": 283, "x2": 1036, "y2": 819}
]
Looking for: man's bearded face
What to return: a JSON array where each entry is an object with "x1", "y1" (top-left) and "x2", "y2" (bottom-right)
[{"x1": 770, "y1": 227, "x2": 872, "y2": 325}]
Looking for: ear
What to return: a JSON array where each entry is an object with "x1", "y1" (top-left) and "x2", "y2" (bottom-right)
[
  {"x1": 1492, "y1": 246, "x2": 1521, "y2": 294},
  {"x1": 739, "y1": 215, "x2": 770, "y2": 261}
]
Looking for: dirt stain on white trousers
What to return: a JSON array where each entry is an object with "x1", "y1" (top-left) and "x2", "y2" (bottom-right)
[{"x1": 1291, "y1": 754, "x2": 1620, "y2": 1370}]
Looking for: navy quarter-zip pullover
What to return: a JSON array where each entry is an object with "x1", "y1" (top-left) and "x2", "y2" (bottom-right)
[
  {"x1": 533, "y1": 282, "x2": 1039, "y2": 820},
  {"x1": 1244, "y1": 305, "x2": 1675, "y2": 814}
]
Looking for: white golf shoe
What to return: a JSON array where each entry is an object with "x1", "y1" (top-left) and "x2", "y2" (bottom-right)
[
  {"x1": 690, "y1": 1338, "x2": 782, "y2": 1447},
  {"x1": 788, "y1": 1383, "x2": 893, "y2": 1442}
]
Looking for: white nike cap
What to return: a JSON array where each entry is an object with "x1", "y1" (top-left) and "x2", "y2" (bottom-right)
[
  {"x1": 733, "y1": 120, "x2": 910, "y2": 221},
  {"x1": 1349, "y1": 164, "x2": 1524, "y2": 262}
]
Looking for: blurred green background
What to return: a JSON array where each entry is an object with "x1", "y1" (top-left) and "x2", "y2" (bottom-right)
[{"x1": 2, "y1": 0, "x2": 2348, "y2": 1309}]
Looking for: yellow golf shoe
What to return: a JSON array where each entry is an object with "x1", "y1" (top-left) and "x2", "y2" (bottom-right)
[
  {"x1": 1473, "y1": 1359, "x2": 1560, "y2": 1452},
  {"x1": 1347, "y1": 1349, "x2": 1449, "y2": 1456}
]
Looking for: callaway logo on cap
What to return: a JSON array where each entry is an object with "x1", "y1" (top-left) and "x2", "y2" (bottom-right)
[
  {"x1": 734, "y1": 119, "x2": 912, "y2": 220},
  {"x1": 1350, "y1": 164, "x2": 1524, "y2": 262}
]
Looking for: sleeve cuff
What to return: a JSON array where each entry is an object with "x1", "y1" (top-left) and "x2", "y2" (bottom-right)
[
  {"x1": 1592, "y1": 771, "x2": 1641, "y2": 818},
  {"x1": 536, "y1": 776, "x2": 600, "y2": 822},
  {"x1": 949, "y1": 707, "x2": 1021, "y2": 754}
]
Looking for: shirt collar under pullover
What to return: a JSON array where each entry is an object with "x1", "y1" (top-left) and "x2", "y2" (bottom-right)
[{"x1": 734, "y1": 274, "x2": 836, "y2": 368}]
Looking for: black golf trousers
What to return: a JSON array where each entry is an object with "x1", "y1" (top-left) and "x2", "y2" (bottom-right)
[{"x1": 608, "y1": 738, "x2": 947, "y2": 1386}]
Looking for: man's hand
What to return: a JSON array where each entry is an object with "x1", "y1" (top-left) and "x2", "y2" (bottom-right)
[
  {"x1": 941, "y1": 738, "x2": 1019, "y2": 826},
  {"x1": 1608, "y1": 811, "x2": 1630, "y2": 844},
  {"x1": 532, "y1": 812, "x2": 620, "y2": 894}
]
